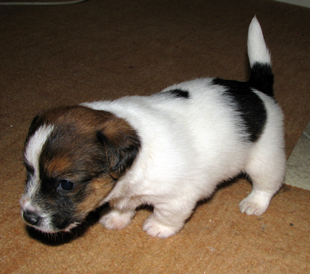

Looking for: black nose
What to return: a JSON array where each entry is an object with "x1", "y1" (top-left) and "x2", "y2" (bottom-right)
[{"x1": 23, "y1": 210, "x2": 41, "y2": 226}]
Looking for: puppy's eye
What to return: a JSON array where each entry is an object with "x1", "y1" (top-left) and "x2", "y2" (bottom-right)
[{"x1": 59, "y1": 180, "x2": 74, "y2": 191}]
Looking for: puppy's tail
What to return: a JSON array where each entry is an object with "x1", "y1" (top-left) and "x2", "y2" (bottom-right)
[{"x1": 247, "y1": 16, "x2": 274, "y2": 97}]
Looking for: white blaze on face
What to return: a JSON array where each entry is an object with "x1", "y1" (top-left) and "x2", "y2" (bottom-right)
[{"x1": 23, "y1": 125, "x2": 54, "y2": 200}]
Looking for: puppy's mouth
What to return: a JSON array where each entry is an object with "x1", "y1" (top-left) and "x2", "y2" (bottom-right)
[{"x1": 21, "y1": 209, "x2": 81, "y2": 234}]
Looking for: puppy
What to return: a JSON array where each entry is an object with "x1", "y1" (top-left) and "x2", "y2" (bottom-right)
[{"x1": 20, "y1": 17, "x2": 285, "y2": 238}]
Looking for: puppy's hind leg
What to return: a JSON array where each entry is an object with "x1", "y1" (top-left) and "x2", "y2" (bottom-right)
[{"x1": 239, "y1": 143, "x2": 286, "y2": 216}]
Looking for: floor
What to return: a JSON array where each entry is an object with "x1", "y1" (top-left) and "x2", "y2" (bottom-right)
[{"x1": 285, "y1": 121, "x2": 310, "y2": 190}]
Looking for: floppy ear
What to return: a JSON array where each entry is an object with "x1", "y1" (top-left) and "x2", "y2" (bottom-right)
[{"x1": 97, "y1": 116, "x2": 141, "y2": 180}]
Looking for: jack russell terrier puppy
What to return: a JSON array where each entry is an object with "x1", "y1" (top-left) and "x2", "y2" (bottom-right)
[{"x1": 20, "y1": 17, "x2": 285, "y2": 238}]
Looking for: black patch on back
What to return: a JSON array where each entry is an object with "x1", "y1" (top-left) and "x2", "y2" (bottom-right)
[
  {"x1": 212, "y1": 78, "x2": 267, "y2": 142},
  {"x1": 163, "y1": 89, "x2": 190, "y2": 99},
  {"x1": 249, "y1": 63, "x2": 274, "y2": 97}
]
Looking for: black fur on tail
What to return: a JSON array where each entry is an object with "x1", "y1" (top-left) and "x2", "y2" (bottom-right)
[{"x1": 249, "y1": 62, "x2": 274, "y2": 97}]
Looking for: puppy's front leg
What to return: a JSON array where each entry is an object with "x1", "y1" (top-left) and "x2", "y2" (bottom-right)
[
  {"x1": 100, "y1": 208, "x2": 136, "y2": 230},
  {"x1": 143, "y1": 202, "x2": 194, "y2": 238}
]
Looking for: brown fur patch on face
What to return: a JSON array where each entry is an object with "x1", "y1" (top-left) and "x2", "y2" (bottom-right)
[
  {"x1": 44, "y1": 155, "x2": 71, "y2": 178},
  {"x1": 35, "y1": 105, "x2": 141, "y2": 180},
  {"x1": 76, "y1": 176, "x2": 114, "y2": 216},
  {"x1": 27, "y1": 106, "x2": 115, "y2": 139}
]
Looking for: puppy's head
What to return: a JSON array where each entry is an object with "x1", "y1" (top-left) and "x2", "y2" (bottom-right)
[{"x1": 20, "y1": 106, "x2": 140, "y2": 233}]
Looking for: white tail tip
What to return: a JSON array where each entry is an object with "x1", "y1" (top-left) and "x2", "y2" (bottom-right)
[{"x1": 247, "y1": 16, "x2": 271, "y2": 67}]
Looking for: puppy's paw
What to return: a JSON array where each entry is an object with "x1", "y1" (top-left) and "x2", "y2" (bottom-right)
[
  {"x1": 100, "y1": 209, "x2": 135, "y2": 230},
  {"x1": 143, "y1": 215, "x2": 181, "y2": 238},
  {"x1": 239, "y1": 190, "x2": 271, "y2": 216}
]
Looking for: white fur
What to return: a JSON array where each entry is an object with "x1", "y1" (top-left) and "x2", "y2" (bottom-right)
[
  {"x1": 82, "y1": 79, "x2": 285, "y2": 238},
  {"x1": 22, "y1": 125, "x2": 54, "y2": 201},
  {"x1": 248, "y1": 16, "x2": 271, "y2": 66}
]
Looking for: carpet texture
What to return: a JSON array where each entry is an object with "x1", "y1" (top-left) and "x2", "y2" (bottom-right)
[{"x1": 1, "y1": 0, "x2": 310, "y2": 273}]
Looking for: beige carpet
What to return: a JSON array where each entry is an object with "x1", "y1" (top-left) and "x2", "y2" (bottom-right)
[{"x1": 1, "y1": 0, "x2": 310, "y2": 273}]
